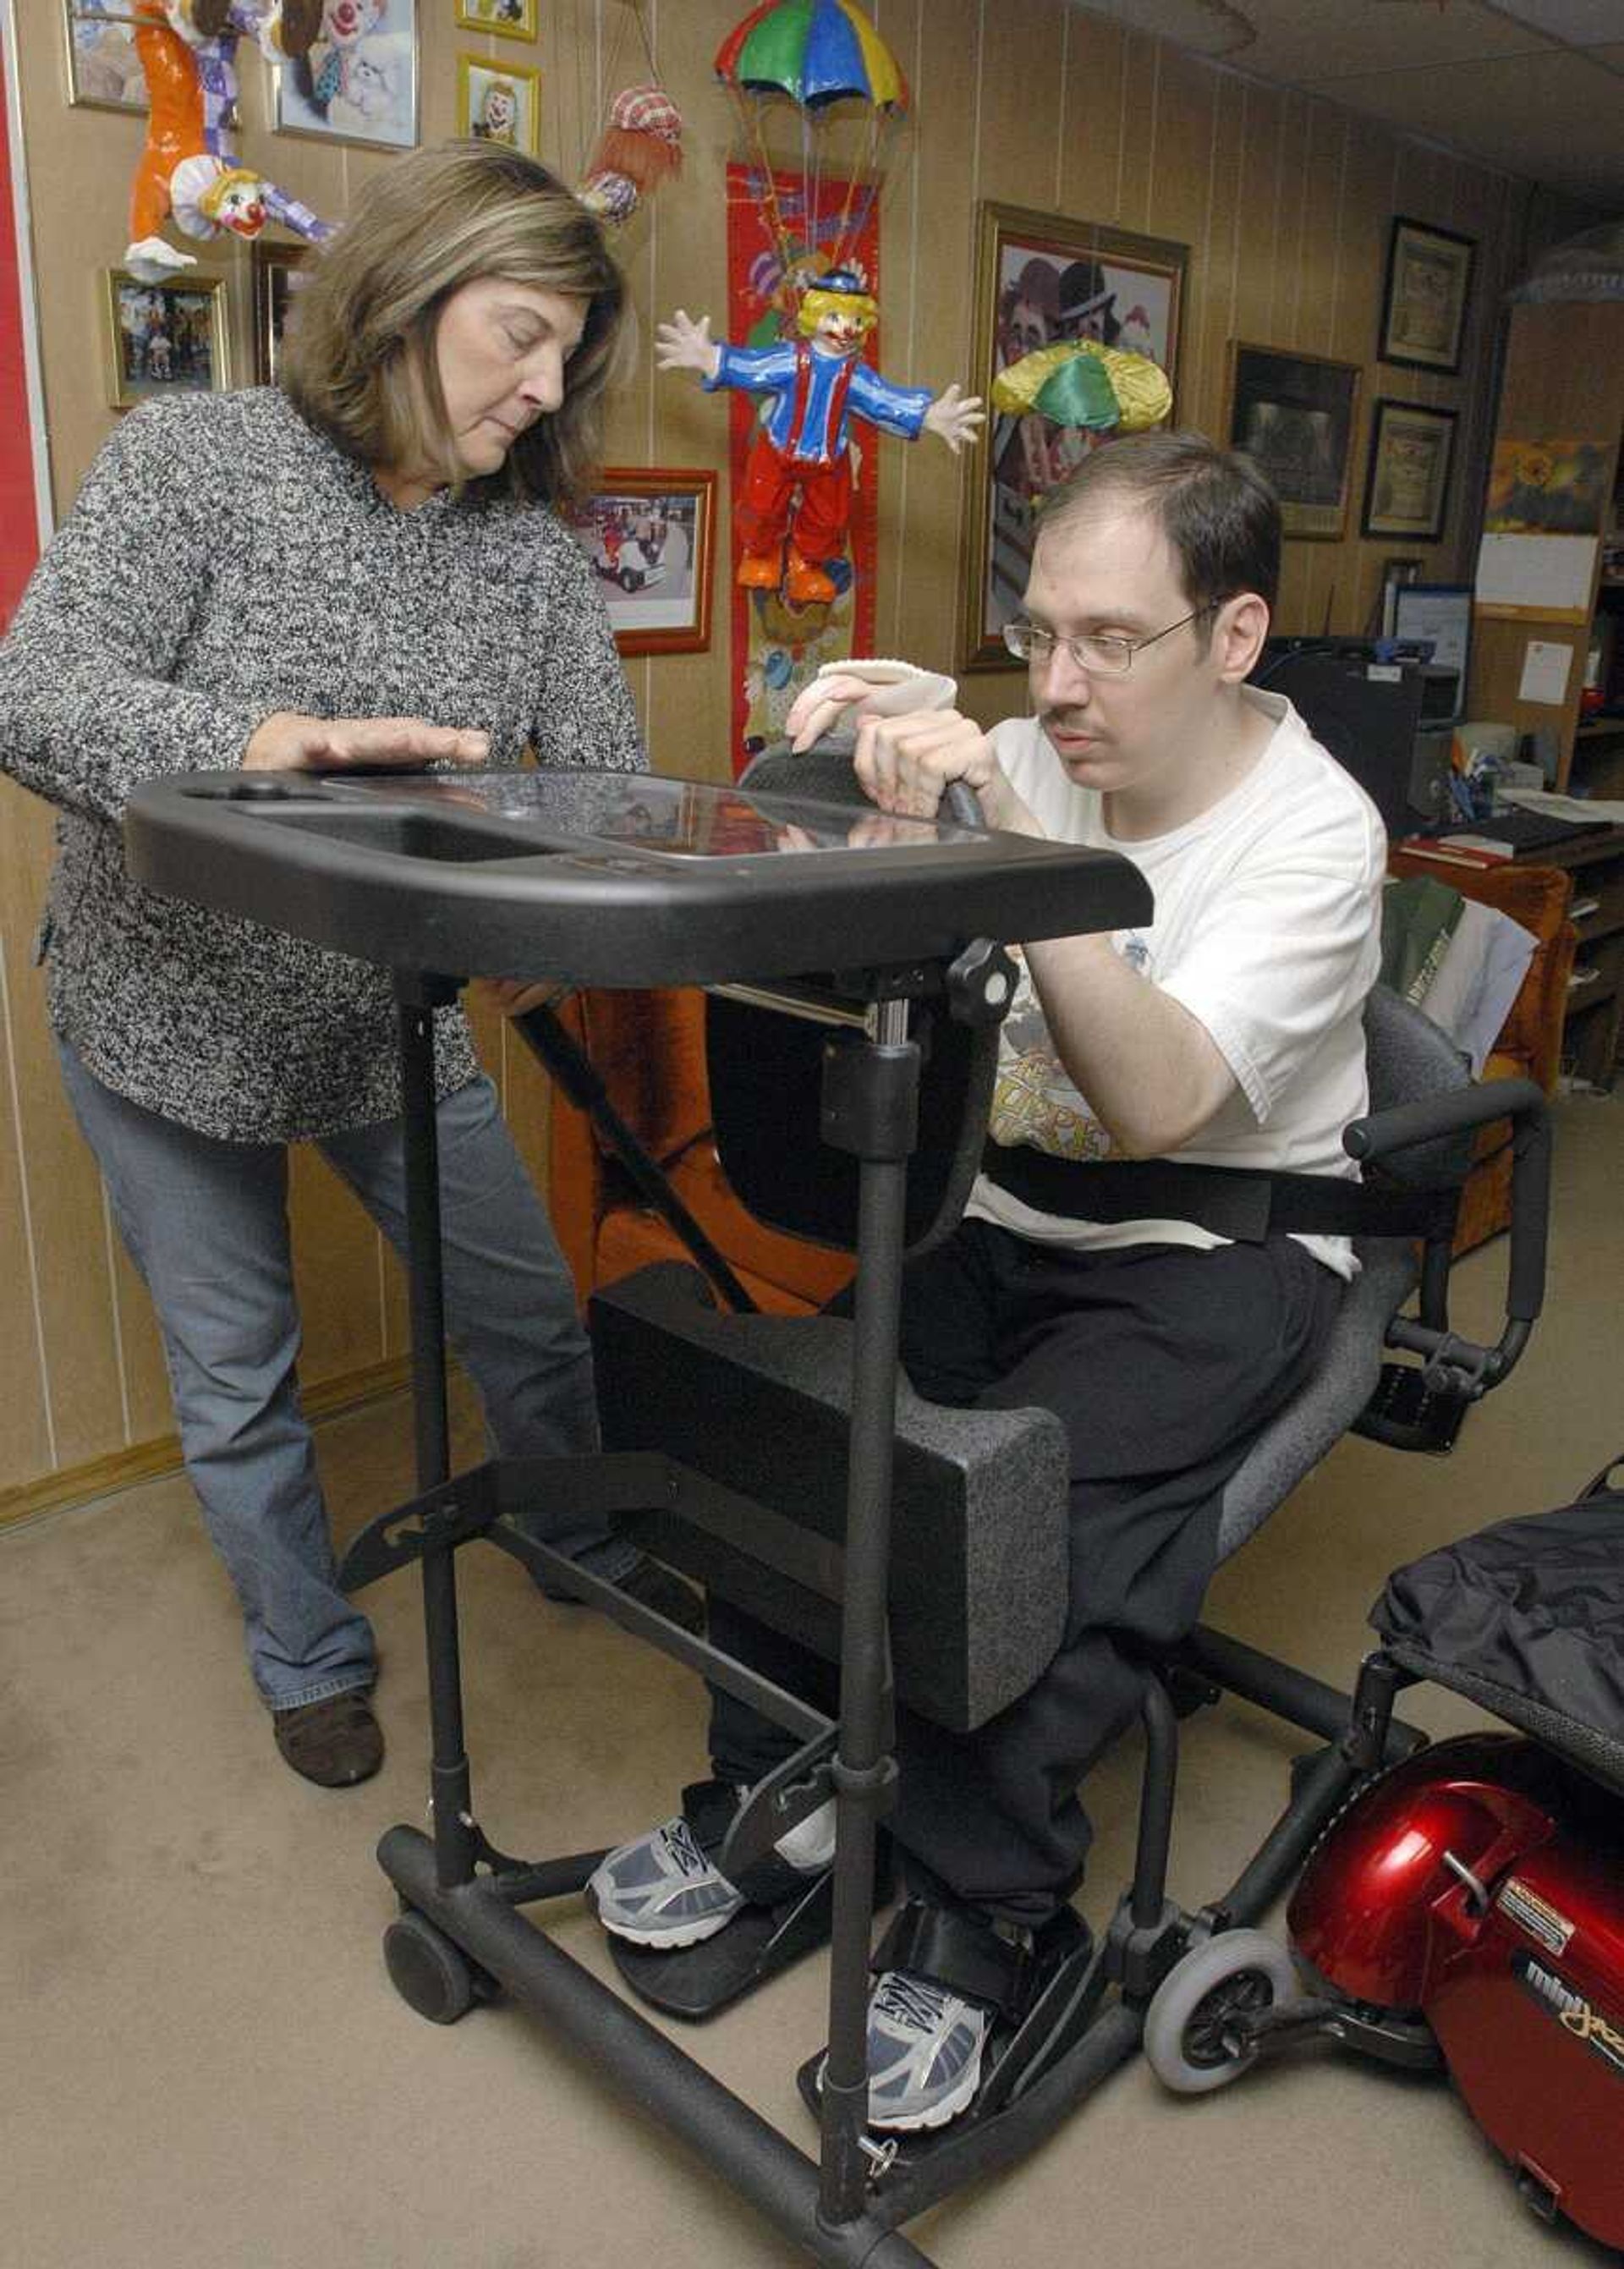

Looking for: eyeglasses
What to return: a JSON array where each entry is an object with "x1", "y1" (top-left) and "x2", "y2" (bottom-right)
[{"x1": 1001, "y1": 604, "x2": 1219, "y2": 676}]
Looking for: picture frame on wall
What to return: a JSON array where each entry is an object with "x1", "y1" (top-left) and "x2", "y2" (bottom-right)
[
  {"x1": 1226, "y1": 343, "x2": 1361, "y2": 541},
  {"x1": 1379, "y1": 217, "x2": 1475, "y2": 376},
  {"x1": 63, "y1": 0, "x2": 145, "y2": 111},
  {"x1": 102, "y1": 271, "x2": 228, "y2": 409},
  {"x1": 454, "y1": 0, "x2": 538, "y2": 39},
  {"x1": 1362, "y1": 398, "x2": 1458, "y2": 545},
  {"x1": 573, "y1": 470, "x2": 716, "y2": 657},
  {"x1": 252, "y1": 242, "x2": 308, "y2": 387},
  {"x1": 274, "y1": 1, "x2": 419, "y2": 149},
  {"x1": 960, "y1": 201, "x2": 1187, "y2": 672},
  {"x1": 457, "y1": 54, "x2": 542, "y2": 153}
]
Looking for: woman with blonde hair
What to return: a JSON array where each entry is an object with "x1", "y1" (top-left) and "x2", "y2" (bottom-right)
[{"x1": 0, "y1": 140, "x2": 699, "y2": 1790}]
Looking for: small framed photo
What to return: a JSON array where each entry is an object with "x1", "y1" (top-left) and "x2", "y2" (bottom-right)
[
  {"x1": 1379, "y1": 217, "x2": 1475, "y2": 376},
  {"x1": 1226, "y1": 343, "x2": 1362, "y2": 541},
  {"x1": 63, "y1": 0, "x2": 146, "y2": 110},
  {"x1": 573, "y1": 470, "x2": 716, "y2": 656},
  {"x1": 102, "y1": 272, "x2": 228, "y2": 409},
  {"x1": 252, "y1": 242, "x2": 309, "y2": 387},
  {"x1": 457, "y1": 55, "x2": 541, "y2": 152},
  {"x1": 275, "y1": 0, "x2": 419, "y2": 148},
  {"x1": 454, "y1": 0, "x2": 537, "y2": 39},
  {"x1": 1361, "y1": 398, "x2": 1458, "y2": 545}
]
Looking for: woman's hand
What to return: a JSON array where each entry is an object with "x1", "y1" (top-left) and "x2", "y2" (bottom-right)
[{"x1": 242, "y1": 712, "x2": 491, "y2": 772}]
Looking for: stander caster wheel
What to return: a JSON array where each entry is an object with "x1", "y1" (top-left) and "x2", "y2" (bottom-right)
[
  {"x1": 1144, "y1": 1929, "x2": 1301, "y2": 2094},
  {"x1": 384, "y1": 1910, "x2": 481, "y2": 2025}
]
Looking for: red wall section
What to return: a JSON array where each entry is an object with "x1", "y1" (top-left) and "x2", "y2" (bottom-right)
[{"x1": 0, "y1": 41, "x2": 42, "y2": 627}]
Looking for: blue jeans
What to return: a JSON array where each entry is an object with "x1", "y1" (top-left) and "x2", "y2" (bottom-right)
[{"x1": 58, "y1": 1042, "x2": 630, "y2": 1710}]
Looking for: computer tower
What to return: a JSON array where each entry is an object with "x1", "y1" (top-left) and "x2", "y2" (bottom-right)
[{"x1": 1250, "y1": 640, "x2": 1428, "y2": 836}]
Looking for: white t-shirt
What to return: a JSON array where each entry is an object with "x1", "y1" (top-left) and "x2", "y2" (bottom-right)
[{"x1": 968, "y1": 689, "x2": 1386, "y2": 1280}]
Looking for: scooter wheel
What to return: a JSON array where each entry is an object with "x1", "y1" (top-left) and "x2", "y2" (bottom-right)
[
  {"x1": 1144, "y1": 1929, "x2": 1300, "y2": 2095},
  {"x1": 383, "y1": 1910, "x2": 476, "y2": 2025}
]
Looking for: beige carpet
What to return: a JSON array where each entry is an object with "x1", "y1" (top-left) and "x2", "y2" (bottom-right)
[{"x1": 5, "y1": 1094, "x2": 1622, "y2": 2269}]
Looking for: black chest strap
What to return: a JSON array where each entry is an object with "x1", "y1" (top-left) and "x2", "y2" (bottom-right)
[{"x1": 979, "y1": 1143, "x2": 1456, "y2": 1244}]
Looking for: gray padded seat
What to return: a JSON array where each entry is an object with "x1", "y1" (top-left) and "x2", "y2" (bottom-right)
[
  {"x1": 591, "y1": 1264, "x2": 1067, "y2": 1733},
  {"x1": 590, "y1": 986, "x2": 1473, "y2": 1737}
]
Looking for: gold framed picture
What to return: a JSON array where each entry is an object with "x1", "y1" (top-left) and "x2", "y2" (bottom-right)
[
  {"x1": 63, "y1": 0, "x2": 145, "y2": 111},
  {"x1": 456, "y1": 54, "x2": 541, "y2": 154},
  {"x1": 102, "y1": 271, "x2": 229, "y2": 410},
  {"x1": 454, "y1": 0, "x2": 537, "y2": 40}
]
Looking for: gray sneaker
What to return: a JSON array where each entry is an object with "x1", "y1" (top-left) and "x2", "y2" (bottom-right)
[
  {"x1": 590, "y1": 1788, "x2": 837, "y2": 1950},
  {"x1": 863, "y1": 1969, "x2": 990, "y2": 2131},
  {"x1": 589, "y1": 1813, "x2": 745, "y2": 1948}
]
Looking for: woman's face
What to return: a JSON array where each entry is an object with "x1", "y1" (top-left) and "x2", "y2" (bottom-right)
[{"x1": 431, "y1": 277, "x2": 588, "y2": 480}]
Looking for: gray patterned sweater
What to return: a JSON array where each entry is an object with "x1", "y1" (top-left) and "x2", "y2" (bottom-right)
[{"x1": 0, "y1": 388, "x2": 644, "y2": 1140}]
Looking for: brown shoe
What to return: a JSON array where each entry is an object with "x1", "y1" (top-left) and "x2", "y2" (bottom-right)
[{"x1": 272, "y1": 1690, "x2": 384, "y2": 1788}]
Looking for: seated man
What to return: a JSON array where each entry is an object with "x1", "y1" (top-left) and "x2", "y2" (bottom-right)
[{"x1": 588, "y1": 431, "x2": 1386, "y2": 2132}]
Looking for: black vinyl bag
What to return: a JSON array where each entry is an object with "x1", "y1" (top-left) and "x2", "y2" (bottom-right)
[{"x1": 1373, "y1": 1489, "x2": 1624, "y2": 1799}]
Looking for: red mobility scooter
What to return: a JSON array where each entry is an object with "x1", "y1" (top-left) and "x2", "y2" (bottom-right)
[{"x1": 1144, "y1": 1455, "x2": 1624, "y2": 2253}]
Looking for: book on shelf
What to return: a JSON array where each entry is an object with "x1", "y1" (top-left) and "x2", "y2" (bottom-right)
[{"x1": 1396, "y1": 834, "x2": 1514, "y2": 868}]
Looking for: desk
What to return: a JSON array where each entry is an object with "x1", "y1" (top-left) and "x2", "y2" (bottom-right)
[{"x1": 1520, "y1": 827, "x2": 1624, "y2": 1087}]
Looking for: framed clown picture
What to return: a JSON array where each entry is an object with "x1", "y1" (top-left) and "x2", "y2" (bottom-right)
[
  {"x1": 274, "y1": 0, "x2": 420, "y2": 149},
  {"x1": 961, "y1": 203, "x2": 1187, "y2": 671},
  {"x1": 457, "y1": 55, "x2": 541, "y2": 155}
]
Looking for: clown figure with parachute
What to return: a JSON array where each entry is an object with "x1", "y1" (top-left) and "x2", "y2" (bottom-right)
[{"x1": 659, "y1": 0, "x2": 982, "y2": 613}]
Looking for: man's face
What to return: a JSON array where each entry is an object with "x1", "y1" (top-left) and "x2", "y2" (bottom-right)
[{"x1": 1022, "y1": 503, "x2": 1223, "y2": 805}]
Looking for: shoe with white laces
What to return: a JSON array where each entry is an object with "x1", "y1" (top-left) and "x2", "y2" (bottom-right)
[
  {"x1": 589, "y1": 1811, "x2": 744, "y2": 1948},
  {"x1": 589, "y1": 1780, "x2": 837, "y2": 1950},
  {"x1": 862, "y1": 1968, "x2": 990, "y2": 2131}
]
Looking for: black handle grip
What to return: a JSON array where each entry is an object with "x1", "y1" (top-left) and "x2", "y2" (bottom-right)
[{"x1": 942, "y1": 779, "x2": 985, "y2": 830}]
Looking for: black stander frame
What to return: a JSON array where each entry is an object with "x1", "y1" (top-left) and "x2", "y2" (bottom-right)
[{"x1": 359, "y1": 972, "x2": 1415, "y2": 2269}]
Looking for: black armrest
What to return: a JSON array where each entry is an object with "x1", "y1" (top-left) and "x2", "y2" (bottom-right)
[{"x1": 1343, "y1": 1074, "x2": 1550, "y2": 1397}]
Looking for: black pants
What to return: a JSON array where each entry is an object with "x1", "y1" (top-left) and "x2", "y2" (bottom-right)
[{"x1": 708, "y1": 1221, "x2": 1341, "y2": 1929}]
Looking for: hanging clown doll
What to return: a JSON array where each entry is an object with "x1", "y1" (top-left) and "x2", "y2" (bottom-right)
[
  {"x1": 123, "y1": 0, "x2": 332, "y2": 284},
  {"x1": 656, "y1": 271, "x2": 979, "y2": 606},
  {"x1": 658, "y1": 0, "x2": 981, "y2": 610}
]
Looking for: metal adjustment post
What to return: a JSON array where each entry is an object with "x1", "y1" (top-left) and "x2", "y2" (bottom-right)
[
  {"x1": 395, "y1": 971, "x2": 479, "y2": 1891},
  {"x1": 815, "y1": 997, "x2": 917, "y2": 2229}
]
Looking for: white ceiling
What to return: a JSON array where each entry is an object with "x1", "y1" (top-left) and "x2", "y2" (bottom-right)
[{"x1": 1083, "y1": 0, "x2": 1624, "y2": 212}]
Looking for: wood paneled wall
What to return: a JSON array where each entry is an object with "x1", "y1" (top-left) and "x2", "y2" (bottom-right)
[{"x1": 0, "y1": 0, "x2": 1601, "y2": 1513}]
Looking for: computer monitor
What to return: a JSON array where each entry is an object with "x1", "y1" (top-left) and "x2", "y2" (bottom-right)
[{"x1": 1251, "y1": 639, "x2": 1428, "y2": 836}]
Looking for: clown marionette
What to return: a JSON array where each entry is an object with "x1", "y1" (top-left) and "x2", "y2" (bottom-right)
[
  {"x1": 124, "y1": 0, "x2": 332, "y2": 284},
  {"x1": 656, "y1": 269, "x2": 982, "y2": 607}
]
